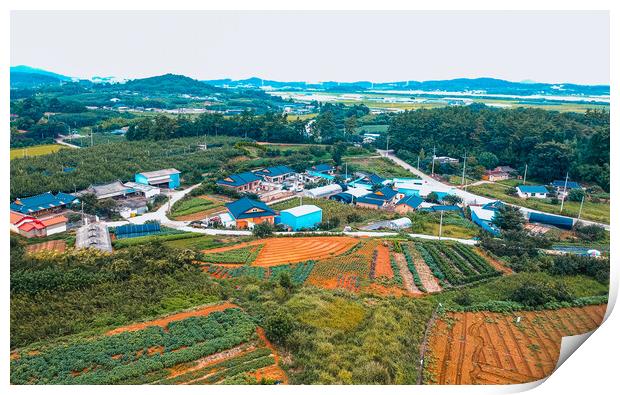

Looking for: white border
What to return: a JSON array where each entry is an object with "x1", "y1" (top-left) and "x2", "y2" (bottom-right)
[{"x1": 2, "y1": 2, "x2": 616, "y2": 395}]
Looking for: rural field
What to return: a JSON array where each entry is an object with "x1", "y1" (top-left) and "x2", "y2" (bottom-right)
[
  {"x1": 10, "y1": 143, "x2": 67, "y2": 159},
  {"x1": 467, "y1": 182, "x2": 610, "y2": 224},
  {"x1": 424, "y1": 304, "x2": 607, "y2": 385},
  {"x1": 10, "y1": 303, "x2": 286, "y2": 385}
]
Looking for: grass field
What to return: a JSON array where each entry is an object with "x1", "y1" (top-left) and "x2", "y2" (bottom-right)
[
  {"x1": 467, "y1": 182, "x2": 610, "y2": 224},
  {"x1": 354, "y1": 124, "x2": 389, "y2": 134},
  {"x1": 10, "y1": 144, "x2": 67, "y2": 160},
  {"x1": 347, "y1": 157, "x2": 416, "y2": 178}
]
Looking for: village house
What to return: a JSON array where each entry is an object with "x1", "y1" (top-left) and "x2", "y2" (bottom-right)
[
  {"x1": 10, "y1": 212, "x2": 68, "y2": 238},
  {"x1": 225, "y1": 197, "x2": 276, "y2": 229},
  {"x1": 482, "y1": 166, "x2": 517, "y2": 182},
  {"x1": 516, "y1": 185, "x2": 549, "y2": 199},
  {"x1": 217, "y1": 172, "x2": 262, "y2": 193},
  {"x1": 10, "y1": 192, "x2": 78, "y2": 217},
  {"x1": 254, "y1": 165, "x2": 296, "y2": 184},
  {"x1": 394, "y1": 195, "x2": 424, "y2": 214},
  {"x1": 355, "y1": 186, "x2": 403, "y2": 209},
  {"x1": 551, "y1": 180, "x2": 583, "y2": 198}
]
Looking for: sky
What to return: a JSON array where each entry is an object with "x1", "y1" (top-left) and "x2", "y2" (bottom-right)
[{"x1": 10, "y1": 11, "x2": 610, "y2": 85}]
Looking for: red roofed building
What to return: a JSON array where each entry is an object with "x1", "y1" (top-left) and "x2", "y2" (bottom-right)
[{"x1": 10, "y1": 211, "x2": 68, "y2": 238}]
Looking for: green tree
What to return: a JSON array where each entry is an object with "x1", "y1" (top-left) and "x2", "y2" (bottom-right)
[
  {"x1": 252, "y1": 222, "x2": 274, "y2": 238},
  {"x1": 492, "y1": 205, "x2": 525, "y2": 231},
  {"x1": 476, "y1": 152, "x2": 499, "y2": 169},
  {"x1": 264, "y1": 310, "x2": 295, "y2": 345}
]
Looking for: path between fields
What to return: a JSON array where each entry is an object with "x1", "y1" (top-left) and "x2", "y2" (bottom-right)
[
  {"x1": 393, "y1": 252, "x2": 422, "y2": 295},
  {"x1": 377, "y1": 149, "x2": 610, "y2": 231}
]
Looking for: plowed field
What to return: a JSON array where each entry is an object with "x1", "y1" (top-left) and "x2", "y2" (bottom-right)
[
  {"x1": 425, "y1": 304, "x2": 607, "y2": 385},
  {"x1": 26, "y1": 240, "x2": 67, "y2": 254},
  {"x1": 203, "y1": 236, "x2": 359, "y2": 267}
]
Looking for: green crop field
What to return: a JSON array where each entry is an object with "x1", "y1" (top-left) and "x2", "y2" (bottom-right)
[{"x1": 467, "y1": 182, "x2": 610, "y2": 224}]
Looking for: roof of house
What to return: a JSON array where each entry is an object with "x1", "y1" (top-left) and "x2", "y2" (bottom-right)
[
  {"x1": 343, "y1": 187, "x2": 372, "y2": 198},
  {"x1": 356, "y1": 195, "x2": 387, "y2": 207},
  {"x1": 10, "y1": 192, "x2": 77, "y2": 214},
  {"x1": 396, "y1": 195, "x2": 424, "y2": 209},
  {"x1": 255, "y1": 165, "x2": 295, "y2": 178},
  {"x1": 280, "y1": 205, "x2": 321, "y2": 217},
  {"x1": 10, "y1": 211, "x2": 26, "y2": 225},
  {"x1": 517, "y1": 185, "x2": 549, "y2": 194},
  {"x1": 364, "y1": 173, "x2": 386, "y2": 185},
  {"x1": 424, "y1": 205, "x2": 462, "y2": 212},
  {"x1": 305, "y1": 184, "x2": 342, "y2": 197},
  {"x1": 138, "y1": 168, "x2": 181, "y2": 179},
  {"x1": 85, "y1": 181, "x2": 131, "y2": 198},
  {"x1": 308, "y1": 164, "x2": 335, "y2": 173},
  {"x1": 217, "y1": 171, "x2": 262, "y2": 187},
  {"x1": 124, "y1": 182, "x2": 160, "y2": 192},
  {"x1": 40, "y1": 216, "x2": 67, "y2": 227},
  {"x1": 482, "y1": 201, "x2": 505, "y2": 211},
  {"x1": 495, "y1": 166, "x2": 517, "y2": 173},
  {"x1": 470, "y1": 205, "x2": 497, "y2": 222},
  {"x1": 225, "y1": 197, "x2": 276, "y2": 220},
  {"x1": 374, "y1": 186, "x2": 398, "y2": 200},
  {"x1": 551, "y1": 180, "x2": 582, "y2": 189}
]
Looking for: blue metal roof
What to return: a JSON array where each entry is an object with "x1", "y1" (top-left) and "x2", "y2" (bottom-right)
[
  {"x1": 217, "y1": 171, "x2": 262, "y2": 187},
  {"x1": 551, "y1": 180, "x2": 581, "y2": 189},
  {"x1": 115, "y1": 222, "x2": 161, "y2": 236},
  {"x1": 365, "y1": 173, "x2": 386, "y2": 185},
  {"x1": 255, "y1": 165, "x2": 295, "y2": 178},
  {"x1": 356, "y1": 195, "x2": 387, "y2": 207},
  {"x1": 425, "y1": 205, "x2": 462, "y2": 212},
  {"x1": 356, "y1": 186, "x2": 398, "y2": 206},
  {"x1": 396, "y1": 195, "x2": 423, "y2": 209},
  {"x1": 517, "y1": 185, "x2": 549, "y2": 194},
  {"x1": 307, "y1": 164, "x2": 334, "y2": 173},
  {"x1": 529, "y1": 212, "x2": 574, "y2": 229},
  {"x1": 482, "y1": 201, "x2": 505, "y2": 211},
  {"x1": 225, "y1": 197, "x2": 276, "y2": 220},
  {"x1": 330, "y1": 192, "x2": 354, "y2": 204},
  {"x1": 10, "y1": 192, "x2": 77, "y2": 214},
  {"x1": 375, "y1": 186, "x2": 397, "y2": 200}
]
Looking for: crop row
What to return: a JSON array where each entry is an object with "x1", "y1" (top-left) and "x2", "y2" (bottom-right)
[
  {"x1": 159, "y1": 347, "x2": 273, "y2": 384},
  {"x1": 389, "y1": 253, "x2": 403, "y2": 286},
  {"x1": 369, "y1": 249, "x2": 378, "y2": 279},
  {"x1": 414, "y1": 243, "x2": 448, "y2": 285},
  {"x1": 402, "y1": 244, "x2": 427, "y2": 293},
  {"x1": 10, "y1": 309, "x2": 256, "y2": 385},
  {"x1": 201, "y1": 245, "x2": 263, "y2": 264},
  {"x1": 269, "y1": 261, "x2": 316, "y2": 284},
  {"x1": 204, "y1": 264, "x2": 266, "y2": 280}
]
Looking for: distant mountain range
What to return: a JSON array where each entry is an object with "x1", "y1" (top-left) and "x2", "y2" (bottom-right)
[
  {"x1": 10, "y1": 65, "x2": 610, "y2": 97},
  {"x1": 203, "y1": 77, "x2": 610, "y2": 97}
]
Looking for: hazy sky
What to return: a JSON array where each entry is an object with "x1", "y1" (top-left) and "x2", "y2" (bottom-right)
[{"x1": 11, "y1": 11, "x2": 610, "y2": 85}]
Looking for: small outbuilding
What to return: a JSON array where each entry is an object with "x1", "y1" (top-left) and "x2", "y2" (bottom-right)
[
  {"x1": 304, "y1": 184, "x2": 343, "y2": 199},
  {"x1": 279, "y1": 205, "x2": 323, "y2": 231},
  {"x1": 135, "y1": 168, "x2": 181, "y2": 189},
  {"x1": 388, "y1": 217, "x2": 413, "y2": 230},
  {"x1": 516, "y1": 185, "x2": 548, "y2": 199}
]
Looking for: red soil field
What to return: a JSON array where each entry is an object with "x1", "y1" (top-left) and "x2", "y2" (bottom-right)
[
  {"x1": 374, "y1": 244, "x2": 394, "y2": 278},
  {"x1": 475, "y1": 248, "x2": 513, "y2": 275},
  {"x1": 203, "y1": 236, "x2": 359, "y2": 267},
  {"x1": 26, "y1": 240, "x2": 67, "y2": 254},
  {"x1": 425, "y1": 304, "x2": 607, "y2": 385},
  {"x1": 106, "y1": 302, "x2": 238, "y2": 335}
]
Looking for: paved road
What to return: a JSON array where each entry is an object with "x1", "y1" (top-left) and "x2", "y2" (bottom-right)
[
  {"x1": 377, "y1": 149, "x2": 610, "y2": 231},
  {"x1": 103, "y1": 183, "x2": 477, "y2": 245}
]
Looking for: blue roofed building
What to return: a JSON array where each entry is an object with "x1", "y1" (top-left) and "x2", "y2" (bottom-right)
[
  {"x1": 225, "y1": 197, "x2": 276, "y2": 229},
  {"x1": 516, "y1": 185, "x2": 548, "y2": 199},
  {"x1": 528, "y1": 212, "x2": 574, "y2": 230},
  {"x1": 254, "y1": 165, "x2": 296, "y2": 184},
  {"x1": 217, "y1": 171, "x2": 262, "y2": 193},
  {"x1": 10, "y1": 192, "x2": 78, "y2": 217},
  {"x1": 348, "y1": 173, "x2": 388, "y2": 190},
  {"x1": 135, "y1": 168, "x2": 181, "y2": 189},
  {"x1": 551, "y1": 180, "x2": 582, "y2": 190},
  {"x1": 355, "y1": 186, "x2": 402, "y2": 209},
  {"x1": 470, "y1": 201, "x2": 505, "y2": 236},
  {"x1": 307, "y1": 164, "x2": 335, "y2": 175},
  {"x1": 421, "y1": 205, "x2": 463, "y2": 215},
  {"x1": 394, "y1": 195, "x2": 424, "y2": 214},
  {"x1": 279, "y1": 205, "x2": 323, "y2": 231}
]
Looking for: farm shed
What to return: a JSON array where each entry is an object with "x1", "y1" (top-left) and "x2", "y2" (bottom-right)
[
  {"x1": 135, "y1": 168, "x2": 181, "y2": 189},
  {"x1": 114, "y1": 222, "x2": 162, "y2": 239},
  {"x1": 279, "y1": 205, "x2": 323, "y2": 231},
  {"x1": 304, "y1": 184, "x2": 342, "y2": 199},
  {"x1": 528, "y1": 212, "x2": 574, "y2": 230},
  {"x1": 330, "y1": 187, "x2": 371, "y2": 204},
  {"x1": 470, "y1": 203, "x2": 501, "y2": 236},
  {"x1": 124, "y1": 182, "x2": 161, "y2": 199},
  {"x1": 388, "y1": 217, "x2": 412, "y2": 230},
  {"x1": 79, "y1": 181, "x2": 134, "y2": 200},
  {"x1": 76, "y1": 221, "x2": 112, "y2": 252}
]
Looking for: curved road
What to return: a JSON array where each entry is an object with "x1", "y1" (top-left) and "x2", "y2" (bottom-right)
[
  {"x1": 104, "y1": 183, "x2": 477, "y2": 245},
  {"x1": 377, "y1": 150, "x2": 610, "y2": 231}
]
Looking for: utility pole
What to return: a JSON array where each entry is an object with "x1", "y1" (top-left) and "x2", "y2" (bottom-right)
[
  {"x1": 431, "y1": 145, "x2": 436, "y2": 176},
  {"x1": 560, "y1": 172, "x2": 569, "y2": 213},
  {"x1": 461, "y1": 151, "x2": 467, "y2": 186},
  {"x1": 91, "y1": 130, "x2": 94, "y2": 147},
  {"x1": 345, "y1": 162, "x2": 348, "y2": 181},
  {"x1": 523, "y1": 164, "x2": 528, "y2": 185},
  {"x1": 299, "y1": 196, "x2": 302, "y2": 206},
  {"x1": 438, "y1": 210, "x2": 444, "y2": 241},
  {"x1": 577, "y1": 193, "x2": 585, "y2": 220},
  {"x1": 385, "y1": 135, "x2": 390, "y2": 157},
  {"x1": 417, "y1": 155, "x2": 420, "y2": 170}
]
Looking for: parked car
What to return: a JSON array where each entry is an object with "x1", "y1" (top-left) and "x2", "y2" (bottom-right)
[{"x1": 189, "y1": 220, "x2": 206, "y2": 228}]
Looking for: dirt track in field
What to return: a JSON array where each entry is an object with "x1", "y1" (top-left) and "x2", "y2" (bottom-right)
[
  {"x1": 106, "y1": 302, "x2": 238, "y2": 335},
  {"x1": 425, "y1": 304, "x2": 607, "y2": 385},
  {"x1": 392, "y1": 252, "x2": 423, "y2": 295}
]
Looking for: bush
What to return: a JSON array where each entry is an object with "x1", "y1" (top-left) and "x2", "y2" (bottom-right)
[
  {"x1": 264, "y1": 310, "x2": 295, "y2": 345},
  {"x1": 252, "y1": 222, "x2": 274, "y2": 238},
  {"x1": 510, "y1": 280, "x2": 573, "y2": 307},
  {"x1": 574, "y1": 223, "x2": 606, "y2": 242}
]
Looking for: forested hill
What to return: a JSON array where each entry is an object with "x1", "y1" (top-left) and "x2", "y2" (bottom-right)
[
  {"x1": 121, "y1": 73, "x2": 224, "y2": 95},
  {"x1": 385, "y1": 105, "x2": 610, "y2": 191}
]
